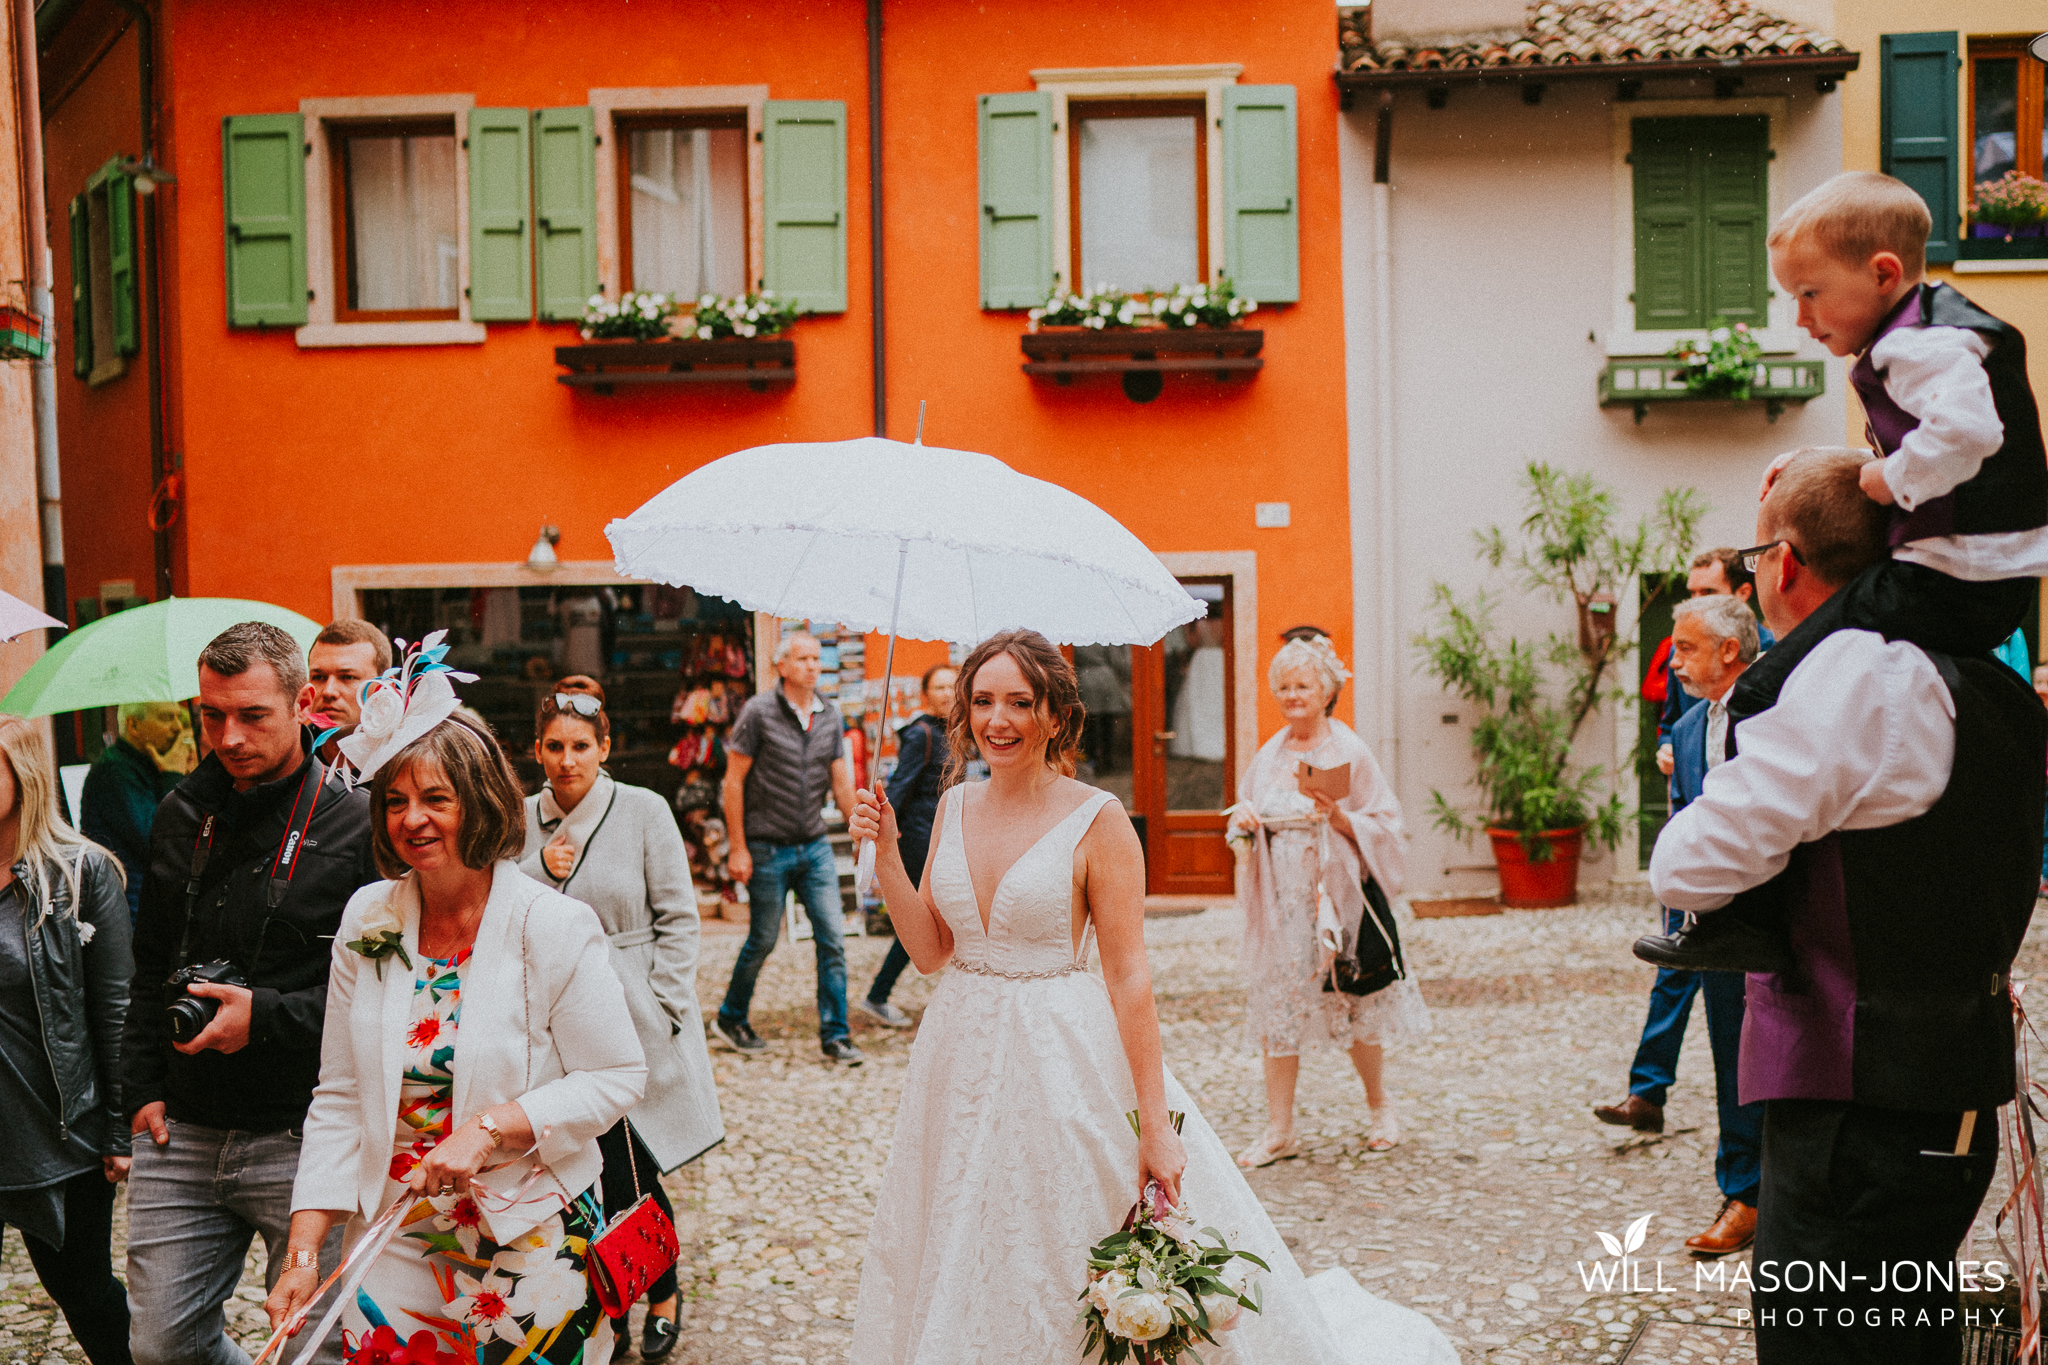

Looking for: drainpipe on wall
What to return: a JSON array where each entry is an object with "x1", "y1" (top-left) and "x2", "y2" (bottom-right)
[
  {"x1": 1371, "y1": 92, "x2": 1398, "y2": 783},
  {"x1": 111, "y1": 0, "x2": 169, "y2": 602},
  {"x1": 866, "y1": 0, "x2": 885, "y2": 438},
  {"x1": 14, "y1": 0, "x2": 61, "y2": 623}
]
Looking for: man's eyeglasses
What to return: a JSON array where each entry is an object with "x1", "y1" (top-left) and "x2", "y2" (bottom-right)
[
  {"x1": 1735, "y1": 540, "x2": 1806, "y2": 575},
  {"x1": 551, "y1": 693, "x2": 603, "y2": 716}
]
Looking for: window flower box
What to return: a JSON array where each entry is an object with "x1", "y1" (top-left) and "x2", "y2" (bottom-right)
[
  {"x1": 554, "y1": 337, "x2": 795, "y2": 395},
  {"x1": 1598, "y1": 356, "x2": 1823, "y2": 424},
  {"x1": 1019, "y1": 327, "x2": 1263, "y2": 404},
  {"x1": 1959, "y1": 229, "x2": 2048, "y2": 263},
  {"x1": 0, "y1": 304, "x2": 49, "y2": 361}
]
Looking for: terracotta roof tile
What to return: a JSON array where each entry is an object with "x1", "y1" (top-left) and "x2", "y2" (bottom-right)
[{"x1": 1338, "y1": 0, "x2": 1846, "y2": 74}]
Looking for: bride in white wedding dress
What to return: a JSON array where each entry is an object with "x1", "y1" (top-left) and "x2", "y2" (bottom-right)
[{"x1": 847, "y1": 630, "x2": 1455, "y2": 1365}]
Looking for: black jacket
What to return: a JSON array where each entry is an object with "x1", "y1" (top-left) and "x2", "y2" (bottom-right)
[
  {"x1": 121, "y1": 731, "x2": 377, "y2": 1132},
  {"x1": 7, "y1": 846, "x2": 132, "y2": 1161}
]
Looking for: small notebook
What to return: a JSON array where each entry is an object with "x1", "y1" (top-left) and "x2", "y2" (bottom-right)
[{"x1": 1296, "y1": 761, "x2": 1350, "y2": 801}]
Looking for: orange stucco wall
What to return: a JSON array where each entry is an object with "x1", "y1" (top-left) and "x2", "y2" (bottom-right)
[
  {"x1": 73, "y1": 0, "x2": 1350, "y2": 740},
  {"x1": 43, "y1": 15, "x2": 159, "y2": 624}
]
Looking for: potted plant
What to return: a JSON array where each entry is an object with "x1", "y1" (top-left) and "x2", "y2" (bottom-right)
[
  {"x1": 1665, "y1": 320, "x2": 1765, "y2": 401},
  {"x1": 1415, "y1": 464, "x2": 1703, "y2": 907},
  {"x1": 579, "y1": 290, "x2": 679, "y2": 340}
]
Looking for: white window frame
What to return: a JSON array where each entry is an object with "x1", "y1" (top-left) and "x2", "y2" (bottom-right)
[
  {"x1": 590, "y1": 86, "x2": 769, "y2": 299},
  {"x1": 298, "y1": 94, "x2": 485, "y2": 348},
  {"x1": 1607, "y1": 96, "x2": 1804, "y2": 357},
  {"x1": 1029, "y1": 65, "x2": 1241, "y2": 292}
]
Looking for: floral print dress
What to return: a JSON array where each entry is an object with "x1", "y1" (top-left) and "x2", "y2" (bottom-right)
[{"x1": 344, "y1": 949, "x2": 609, "y2": 1365}]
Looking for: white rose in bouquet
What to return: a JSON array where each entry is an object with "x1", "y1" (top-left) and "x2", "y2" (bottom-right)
[
  {"x1": 1202, "y1": 1292, "x2": 1244, "y2": 1333},
  {"x1": 1106, "y1": 1290, "x2": 1172, "y2": 1342},
  {"x1": 1085, "y1": 1270, "x2": 1130, "y2": 1314}
]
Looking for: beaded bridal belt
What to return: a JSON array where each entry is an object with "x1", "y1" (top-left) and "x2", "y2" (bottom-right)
[{"x1": 951, "y1": 958, "x2": 1087, "y2": 981}]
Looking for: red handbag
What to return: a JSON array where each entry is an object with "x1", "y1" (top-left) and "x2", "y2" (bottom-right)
[{"x1": 586, "y1": 1122, "x2": 680, "y2": 1319}]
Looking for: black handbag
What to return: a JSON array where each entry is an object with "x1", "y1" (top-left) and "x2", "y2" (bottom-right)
[{"x1": 1323, "y1": 876, "x2": 1406, "y2": 998}]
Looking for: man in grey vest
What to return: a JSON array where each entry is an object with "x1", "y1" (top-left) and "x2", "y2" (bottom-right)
[
  {"x1": 1650, "y1": 450, "x2": 2043, "y2": 1363},
  {"x1": 715, "y1": 631, "x2": 864, "y2": 1065}
]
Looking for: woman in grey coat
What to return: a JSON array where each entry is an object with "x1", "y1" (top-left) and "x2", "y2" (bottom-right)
[{"x1": 519, "y1": 680, "x2": 723, "y2": 1359}]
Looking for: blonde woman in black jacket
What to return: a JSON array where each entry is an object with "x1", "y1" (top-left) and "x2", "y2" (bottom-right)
[{"x1": 0, "y1": 717, "x2": 133, "y2": 1365}]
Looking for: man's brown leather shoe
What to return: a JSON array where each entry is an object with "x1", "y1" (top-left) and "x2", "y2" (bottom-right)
[
  {"x1": 1591, "y1": 1095, "x2": 1664, "y2": 1133},
  {"x1": 1685, "y1": 1199, "x2": 1757, "y2": 1258}
]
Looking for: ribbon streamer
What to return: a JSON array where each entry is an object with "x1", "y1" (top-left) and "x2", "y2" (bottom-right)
[{"x1": 1996, "y1": 983, "x2": 2048, "y2": 1364}]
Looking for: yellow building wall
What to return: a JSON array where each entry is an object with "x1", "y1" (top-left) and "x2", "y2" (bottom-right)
[
  {"x1": 1836, "y1": 2, "x2": 2048, "y2": 650},
  {"x1": 1836, "y1": 4, "x2": 2048, "y2": 418}
]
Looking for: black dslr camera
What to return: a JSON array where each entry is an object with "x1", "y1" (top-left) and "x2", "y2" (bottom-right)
[{"x1": 165, "y1": 960, "x2": 249, "y2": 1045}]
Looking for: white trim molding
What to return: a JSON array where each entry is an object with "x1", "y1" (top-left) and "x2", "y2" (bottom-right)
[
  {"x1": 1950, "y1": 259, "x2": 2048, "y2": 274},
  {"x1": 1156, "y1": 549, "x2": 1258, "y2": 792},
  {"x1": 331, "y1": 560, "x2": 633, "y2": 621},
  {"x1": 1029, "y1": 65, "x2": 1242, "y2": 292},
  {"x1": 588, "y1": 86, "x2": 770, "y2": 298},
  {"x1": 1607, "y1": 96, "x2": 1813, "y2": 359},
  {"x1": 297, "y1": 94, "x2": 486, "y2": 349}
]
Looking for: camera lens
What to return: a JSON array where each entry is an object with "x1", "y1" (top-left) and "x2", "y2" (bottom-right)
[{"x1": 166, "y1": 994, "x2": 219, "y2": 1045}]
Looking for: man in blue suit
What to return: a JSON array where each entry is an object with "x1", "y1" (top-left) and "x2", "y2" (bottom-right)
[{"x1": 1596, "y1": 594, "x2": 1766, "y2": 1257}]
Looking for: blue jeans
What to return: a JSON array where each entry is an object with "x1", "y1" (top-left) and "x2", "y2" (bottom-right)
[
  {"x1": 719, "y1": 837, "x2": 849, "y2": 1044},
  {"x1": 126, "y1": 1121, "x2": 343, "y2": 1365},
  {"x1": 1627, "y1": 908, "x2": 1764, "y2": 1204}
]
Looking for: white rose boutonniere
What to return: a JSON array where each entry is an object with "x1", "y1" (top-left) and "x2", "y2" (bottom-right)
[{"x1": 346, "y1": 898, "x2": 411, "y2": 978}]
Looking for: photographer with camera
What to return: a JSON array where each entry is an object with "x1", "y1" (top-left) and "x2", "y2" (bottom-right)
[{"x1": 121, "y1": 623, "x2": 377, "y2": 1365}]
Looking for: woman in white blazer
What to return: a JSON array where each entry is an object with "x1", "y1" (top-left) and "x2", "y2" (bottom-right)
[
  {"x1": 519, "y1": 680, "x2": 722, "y2": 1360},
  {"x1": 265, "y1": 714, "x2": 646, "y2": 1364}
]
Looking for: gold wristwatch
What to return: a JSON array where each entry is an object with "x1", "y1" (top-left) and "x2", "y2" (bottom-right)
[{"x1": 476, "y1": 1111, "x2": 504, "y2": 1148}]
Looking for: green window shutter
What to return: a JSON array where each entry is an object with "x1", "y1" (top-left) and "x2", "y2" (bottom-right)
[
  {"x1": 467, "y1": 108, "x2": 531, "y2": 321},
  {"x1": 1882, "y1": 32, "x2": 1961, "y2": 264},
  {"x1": 762, "y1": 99, "x2": 847, "y2": 314},
  {"x1": 104, "y1": 165, "x2": 138, "y2": 355},
  {"x1": 1632, "y1": 120, "x2": 1703, "y2": 330},
  {"x1": 1701, "y1": 116, "x2": 1770, "y2": 327},
  {"x1": 977, "y1": 92, "x2": 1053, "y2": 309},
  {"x1": 221, "y1": 113, "x2": 307, "y2": 328},
  {"x1": 1633, "y1": 116, "x2": 1771, "y2": 331},
  {"x1": 1221, "y1": 85, "x2": 1299, "y2": 304},
  {"x1": 533, "y1": 106, "x2": 598, "y2": 321},
  {"x1": 67, "y1": 194, "x2": 91, "y2": 378}
]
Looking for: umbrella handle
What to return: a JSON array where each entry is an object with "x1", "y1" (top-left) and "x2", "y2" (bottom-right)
[{"x1": 855, "y1": 838, "x2": 877, "y2": 897}]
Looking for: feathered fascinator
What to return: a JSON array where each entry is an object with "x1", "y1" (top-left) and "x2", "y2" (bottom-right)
[{"x1": 325, "y1": 630, "x2": 478, "y2": 786}]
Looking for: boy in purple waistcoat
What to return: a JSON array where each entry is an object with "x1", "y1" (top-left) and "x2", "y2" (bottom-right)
[{"x1": 1640, "y1": 171, "x2": 2047, "y2": 975}]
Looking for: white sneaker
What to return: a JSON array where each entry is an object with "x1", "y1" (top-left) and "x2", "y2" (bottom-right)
[{"x1": 854, "y1": 997, "x2": 913, "y2": 1029}]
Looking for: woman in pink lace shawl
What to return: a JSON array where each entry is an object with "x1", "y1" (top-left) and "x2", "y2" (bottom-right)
[{"x1": 1227, "y1": 635, "x2": 1430, "y2": 1169}]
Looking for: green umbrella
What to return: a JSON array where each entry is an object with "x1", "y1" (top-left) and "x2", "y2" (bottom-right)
[{"x1": 0, "y1": 597, "x2": 322, "y2": 716}]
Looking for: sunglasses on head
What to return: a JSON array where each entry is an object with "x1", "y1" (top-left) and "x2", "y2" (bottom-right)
[{"x1": 551, "y1": 693, "x2": 603, "y2": 716}]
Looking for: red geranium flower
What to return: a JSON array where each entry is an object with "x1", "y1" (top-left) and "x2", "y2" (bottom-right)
[{"x1": 405, "y1": 1016, "x2": 441, "y2": 1050}]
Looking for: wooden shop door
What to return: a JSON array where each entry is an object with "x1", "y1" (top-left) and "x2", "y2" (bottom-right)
[{"x1": 1131, "y1": 579, "x2": 1235, "y2": 895}]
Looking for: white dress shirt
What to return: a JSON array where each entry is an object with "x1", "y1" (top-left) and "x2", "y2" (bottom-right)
[
  {"x1": 1649, "y1": 630, "x2": 1956, "y2": 911},
  {"x1": 1874, "y1": 324, "x2": 2048, "y2": 580}
]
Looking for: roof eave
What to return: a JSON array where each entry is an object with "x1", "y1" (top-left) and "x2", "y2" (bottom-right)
[{"x1": 1334, "y1": 50, "x2": 1861, "y2": 91}]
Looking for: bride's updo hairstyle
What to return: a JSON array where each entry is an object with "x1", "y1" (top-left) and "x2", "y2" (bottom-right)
[{"x1": 945, "y1": 629, "x2": 1086, "y2": 784}]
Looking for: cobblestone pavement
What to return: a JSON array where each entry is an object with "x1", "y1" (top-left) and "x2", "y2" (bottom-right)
[{"x1": 7, "y1": 892, "x2": 2041, "y2": 1364}]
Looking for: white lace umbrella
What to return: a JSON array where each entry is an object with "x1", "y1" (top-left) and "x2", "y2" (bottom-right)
[
  {"x1": 607, "y1": 433, "x2": 1204, "y2": 889},
  {"x1": 606, "y1": 435, "x2": 1202, "y2": 647}
]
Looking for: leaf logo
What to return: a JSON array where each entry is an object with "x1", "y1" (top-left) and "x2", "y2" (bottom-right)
[{"x1": 1594, "y1": 1214, "x2": 1653, "y2": 1259}]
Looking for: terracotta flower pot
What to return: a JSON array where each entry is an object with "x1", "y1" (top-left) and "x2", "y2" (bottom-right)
[{"x1": 1486, "y1": 827, "x2": 1585, "y2": 909}]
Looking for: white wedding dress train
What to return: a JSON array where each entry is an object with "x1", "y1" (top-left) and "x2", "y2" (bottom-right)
[{"x1": 851, "y1": 785, "x2": 1457, "y2": 1364}]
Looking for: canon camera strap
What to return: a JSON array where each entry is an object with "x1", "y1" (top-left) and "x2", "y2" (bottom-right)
[{"x1": 175, "y1": 756, "x2": 328, "y2": 965}]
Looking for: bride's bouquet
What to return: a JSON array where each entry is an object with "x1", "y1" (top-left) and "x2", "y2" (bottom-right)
[{"x1": 1078, "y1": 1114, "x2": 1268, "y2": 1363}]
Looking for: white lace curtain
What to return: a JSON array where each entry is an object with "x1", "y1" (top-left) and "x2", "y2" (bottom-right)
[
  {"x1": 346, "y1": 133, "x2": 459, "y2": 312},
  {"x1": 630, "y1": 126, "x2": 747, "y2": 299}
]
